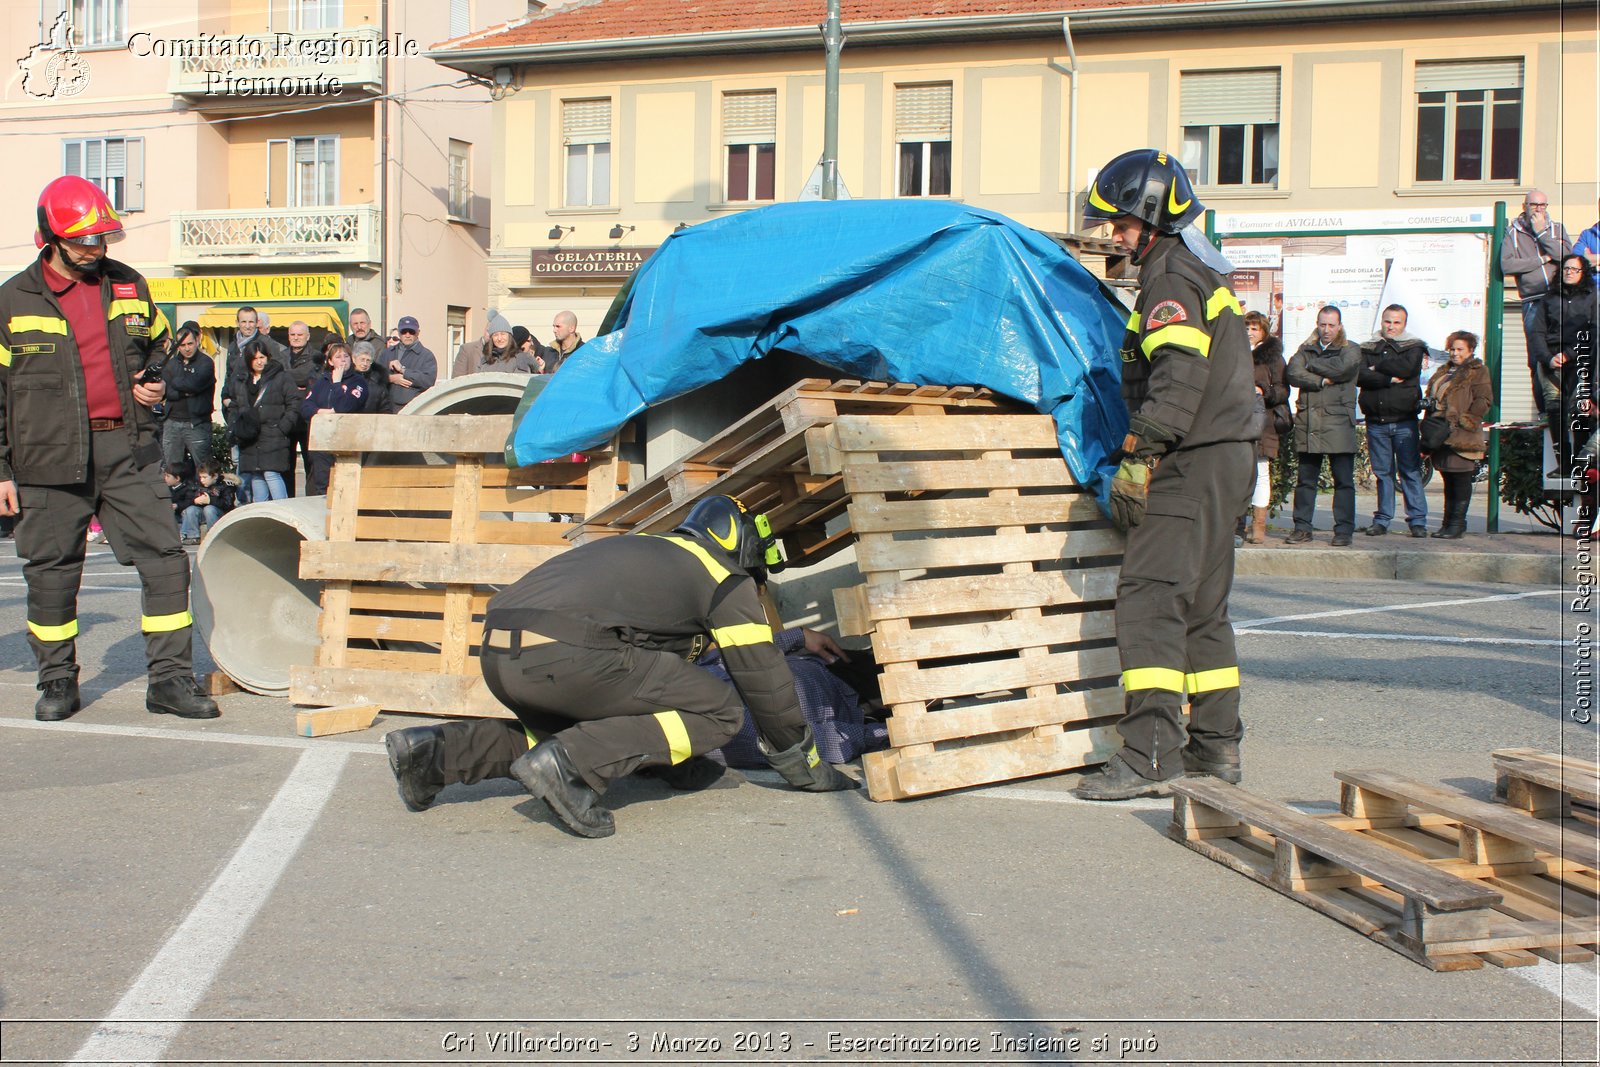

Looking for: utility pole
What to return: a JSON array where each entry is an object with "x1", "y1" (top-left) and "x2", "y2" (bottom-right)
[{"x1": 821, "y1": 0, "x2": 843, "y2": 200}]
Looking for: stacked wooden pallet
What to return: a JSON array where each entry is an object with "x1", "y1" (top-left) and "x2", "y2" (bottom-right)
[
  {"x1": 288, "y1": 413, "x2": 627, "y2": 718},
  {"x1": 815, "y1": 413, "x2": 1125, "y2": 800},
  {"x1": 570, "y1": 378, "x2": 1019, "y2": 561},
  {"x1": 1169, "y1": 752, "x2": 1600, "y2": 970}
]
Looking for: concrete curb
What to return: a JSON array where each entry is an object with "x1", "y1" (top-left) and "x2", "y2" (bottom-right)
[{"x1": 1234, "y1": 547, "x2": 1576, "y2": 585}]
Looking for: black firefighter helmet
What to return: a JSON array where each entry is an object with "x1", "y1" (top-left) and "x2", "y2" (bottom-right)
[
  {"x1": 673, "y1": 494, "x2": 785, "y2": 581},
  {"x1": 1083, "y1": 148, "x2": 1204, "y2": 234}
]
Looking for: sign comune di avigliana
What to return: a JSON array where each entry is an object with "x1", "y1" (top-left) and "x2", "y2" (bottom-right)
[{"x1": 530, "y1": 247, "x2": 653, "y2": 279}]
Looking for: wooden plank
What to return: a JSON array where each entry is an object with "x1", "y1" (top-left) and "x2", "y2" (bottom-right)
[
  {"x1": 858, "y1": 568, "x2": 1119, "y2": 622},
  {"x1": 300, "y1": 541, "x2": 562, "y2": 585},
  {"x1": 1495, "y1": 753, "x2": 1600, "y2": 811},
  {"x1": 584, "y1": 436, "x2": 625, "y2": 518},
  {"x1": 290, "y1": 665, "x2": 509, "y2": 717},
  {"x1": 312, "y1": 413, "x2": 512, "y2": 453},
  {"x1": 347, "y1": 586, "x2": 491, "y2": 614},
  {"x1": 351, "y1": 514, "x2": 572, "y2": 546},
  {"x1": 877, "y1": 646, "x2": 1121, "y2": 705},
  {"x1": 295, "y1": 703, "x2": 381, "y2": 737},
  {"x1": 317, "y1": 455, "x2": 363, "y2": 669},
  {"x1": 829, "y1": 414, "x2": 1059, "y2": 453},
  {"x1": 854, "y1": 527, "x2": 1121, "y2": 575},
  {"x1": 1335, "y1": 770, "x2": 1587, "y2": 863},
  {"x1": 866, "y1": 723, "x2": 1119, "y2": 801},
  {"x1": 848, "y1": 493, "x2": 1104, "y2": 534},
  {"x1": 343, "y1": 647, "x2": 456, "y2": 673},
  {"x1": 884, "y1": 686, "x2": 1123, "y2": 747},
  {"x1": 354, "y1": 485, "x2": 589, "y2": 511},
  {"x1": 1172, "y1": 778, "x2": 1502, "y2": 912},
  {"x1": 345, "y1": 614, "x2": 449, "y2": 644},
  {"x1": 440, "y1": 457, "x2": 481, "y2": 675},
  {"x1": 842, "y1": 456, "x2": 1083, "y2": 494},
  {"x1": 870, "y1": 609, "x2": 1116, "y2": 665}
]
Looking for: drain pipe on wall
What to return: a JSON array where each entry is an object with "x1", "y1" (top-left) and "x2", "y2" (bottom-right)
[{"x1": 1061, "y1": 15, "x2": 1080, "y2": 232}]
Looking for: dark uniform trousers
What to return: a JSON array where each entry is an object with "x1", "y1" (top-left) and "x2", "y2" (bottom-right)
[
  {"x1": 437, "y1": 638, "x2": 749, "y2": 793},
  {"x1": 19, "y1": 426, "x2": 194, "y2": 683},
  {"x1": 1115, "y1": 440, "x2": 1254, "y2": 780}
]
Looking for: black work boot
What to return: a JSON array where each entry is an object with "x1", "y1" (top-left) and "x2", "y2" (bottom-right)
[
  {"x1": 636, "y1": 755, "x2": 732, "y2": 791},
  {"x1": 1181, "y1": 741, "x2": 1242, "y2": 784},
  {"x1": 1073, "y1": 751, "x2": 1178, "y2": 801},
  {"x1": 146, "y1": 676, "x2": 221, "y2": 719},
  {"x1": 384, "y1": 725, "x2": 447, "y2": 812},
  {"x1": 510, "y1": 739, "x2": 616, "y2": 838},
  {"x1": 35, "y1": 677, "x2": 81, "y2": 722}
]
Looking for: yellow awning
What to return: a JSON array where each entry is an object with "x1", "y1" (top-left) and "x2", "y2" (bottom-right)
[{"x1": 194, "y1": 305, "x2": 346, "y2": 334}]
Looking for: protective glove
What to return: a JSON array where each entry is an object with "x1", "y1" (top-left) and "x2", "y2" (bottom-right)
[
  {"x1": 761, "y1": 726, "x2": 860, "y2": 792},
  {"x1": 1109, "y1": 457, "x2": 1151, "y2": 533}
]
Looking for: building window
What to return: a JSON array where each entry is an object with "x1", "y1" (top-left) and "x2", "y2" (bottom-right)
[
  {"x1": 1414, "y1": 59, "x2": 1523, "y2": 184},
  {"x1": 62, "y1": 137, "x2": 143, "y2": 211},
  {"x1": 268, "y1": 136, "x2": 338, "y2": 208},
  {"x1": 1180, "y1": 69, "x2": 1280, "y2": 188},
  {"x1": 292, "y1": 0, "x2": 343, "y2": 31},
  {"x1": 723, "y1": 90, "x2": 777, "y2": 202},
  {"x1": 562, "y1": 98, "x2": 612, "y2": 208},
  {"x1": 448, "y1": 140, "x2": 473, "y2": 221},
  {"x1": 895, "y1": 83, "x2": 952, "y2": 197},
  {"x1": 60, "y1": 0, "x2": 126, "y2": 47}
]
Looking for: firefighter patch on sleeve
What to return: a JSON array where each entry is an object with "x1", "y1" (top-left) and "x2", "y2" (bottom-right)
[{"x1": 1145, "y1": 300, "x2": 1189, "y2": 330}]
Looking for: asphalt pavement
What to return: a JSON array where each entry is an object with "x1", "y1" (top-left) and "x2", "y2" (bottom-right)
[{"x1": 1, "y1": 539, "x2": 1597, "y2": 1066}]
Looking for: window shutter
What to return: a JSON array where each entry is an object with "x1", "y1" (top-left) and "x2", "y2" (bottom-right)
[
  {"x1": 64, "y1": 139, "x2": 82, "y2": 176},
  {"x1": 1414, "y1": 58, "x2": 1524, "y2": 94},
  {"x1": 124, "y1": 138, "x2": 144, "y2": 211},
  {"x1": 449, "y1": 0, "x2": 470, "y2": 37},
  {"x1": 1180, "y1": 69, "x2": 1280, "y2": 126},
  {"x1": 563, "y1": 99, "x2": 611, "y2": 145},
  {"x1": 105, "y1": 138, "x2": 125, "y2": 179},
  {"x1": 723, "y1": 90, "x2": 776, "y2": 145},
  {"x1": 895, "y1": 83, "x2": 952, "y2": 142}
]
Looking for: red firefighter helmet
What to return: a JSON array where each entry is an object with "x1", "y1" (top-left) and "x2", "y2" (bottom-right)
[{"x1": 35, "y1": 175, "x2": 123, "y2": 249}]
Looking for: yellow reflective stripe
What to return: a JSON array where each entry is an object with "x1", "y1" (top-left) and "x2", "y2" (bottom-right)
[
  {"x1": 710, "y1": 622, "x2": 773, "y2": 649},
  {"x1": 1126, "y1": 310, "x2": 1139, "y2": 331},
  {"x1": 1205, "y1": 287, "x2": 1243, "y2": 321},
  {"x1": 805, "y1": 743, "x2": 822, "y2": 768},
  {"x1": 151, "y1": 307, "x2": 171, "y2": 341},
  {"x1": 141, "y1": 610, "x2": 193, "y2": 633},
  {"x1": 107, "y1": 299, "x2": 150, "y2": 320},
  {"x1": 522, "y1": 725, "x2": 540, "y2": 751},
  {"x1": 29, "y1": 619, "x2": 79, "y2": 642},
  {"x1": 650, "y1": 534, "x2": 731, "y2": 583},
  {"x1": 9, "y1": 315, "x2": 68, "y2": 336},
  {"x1": 1088, "y1": 184, "x2": 1119, "y2": 214},
  {"x1": 653, "y1": 710, "x2": 693, "y2": 765},
  {"x1": 1122, "y1": 666, "x2": 1186, "y2": 693},
  {"x1": 1186, "y1": 666, "x2": 1241, "y2": 694},
  {"x1": 0, "y1": 342, "x2": 10, "y2": 368},
  {"x1": 1141, "y1": 324, "x2": 1211, "y2": 359}
]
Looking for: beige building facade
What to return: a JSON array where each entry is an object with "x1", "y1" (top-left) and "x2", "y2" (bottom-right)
[
  {"x1": 432, "y1": 0, "x2": 1597, "y2": 369},
  {"x1": 2, "y1": 0, "x2": 528, "y2": 369}
]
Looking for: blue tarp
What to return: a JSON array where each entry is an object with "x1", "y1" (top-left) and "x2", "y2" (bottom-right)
[{"x1": 509, "y1": 199, "x2": 1129, "y2": 506}]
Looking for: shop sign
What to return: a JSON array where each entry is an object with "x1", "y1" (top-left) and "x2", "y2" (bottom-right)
[
  {"x1": 530, "y1": 248, "x2": 653, "y2": 278},
  {"x1": 147, "y1": 273, "x2": 342, "y2": 302}
]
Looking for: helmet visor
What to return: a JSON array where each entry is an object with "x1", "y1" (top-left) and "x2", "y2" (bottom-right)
[{"x1": 60, "y1": 228, "x2": 124, "y2": 248}]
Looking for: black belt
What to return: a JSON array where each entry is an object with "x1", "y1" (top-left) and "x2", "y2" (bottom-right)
[{"x1": 89, "y1": 418, "x2": 124, "y2": 431}]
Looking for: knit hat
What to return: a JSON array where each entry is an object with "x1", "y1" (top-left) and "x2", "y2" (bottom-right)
[
  {"x1": 487, "y1": 310, "x2": 512, "y2": 336},
  {"x1": 512, "y1": 325, "x2": 532, "y2": 349}
]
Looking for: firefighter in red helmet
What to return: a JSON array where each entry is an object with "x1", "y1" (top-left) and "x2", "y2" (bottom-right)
[
  {"x1": 0, "y1": 176, "x2": 219, "y2": 721},
  {"x1": 1072, "y1": 150, "x2": 1258, "y2": 800}
]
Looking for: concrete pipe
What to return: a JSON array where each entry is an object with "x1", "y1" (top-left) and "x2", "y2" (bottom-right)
[
  {"x1": 398, "y1": 371, "x2": 543, "y2": 417},
  {"x1": 192, "y1": 495, "x2": 330, "y2": 697}
]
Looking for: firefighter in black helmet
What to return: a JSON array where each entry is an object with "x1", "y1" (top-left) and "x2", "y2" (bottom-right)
[
  {"x1": 1072, "y1": 149, "x2": 1259, "y2": 801},
  {"x1": 381, "y1": 495, "x2": 857, "y2": 838}
]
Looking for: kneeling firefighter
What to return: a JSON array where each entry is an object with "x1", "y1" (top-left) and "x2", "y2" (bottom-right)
[{"x1": 383, "y1": 495, "x2": 857, "y2": 837}]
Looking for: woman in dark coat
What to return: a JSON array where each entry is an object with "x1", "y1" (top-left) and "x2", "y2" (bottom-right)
[
  {"x1": 300, "y1": 342, "x2": 370, "y2": 496},
  {"x1": 1533, "y1": 254, "x2": 1599, "y2": 476},
  {"x1": 1241, "y1": 310, "x2": 1288, "y2": 543},
  {"x1": 227, "y1": 338, "x2": 299, "y2": 501},
  {"x1": 1424, "y1": 330, "x2": 1494, "y2": 539}
]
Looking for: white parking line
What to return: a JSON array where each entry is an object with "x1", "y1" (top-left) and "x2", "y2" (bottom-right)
[
  {"x1": 68, "y1": 747, "x2": 350, "y2": 1066},
  {"x1": 1236, "y1": 589, "x2": 1561, "y2": 629},
  {"x1": 1237, "y1": 629, "x2": 1567, "y2": 647},
  {"x1": 0, "y1": 714, "x2": 383, "y2": 754}
]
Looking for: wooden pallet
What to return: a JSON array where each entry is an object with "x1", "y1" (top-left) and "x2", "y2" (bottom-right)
[
  {"x1": 570, "y1": 379, "x2": 1021, "y2": 564},
  {"x1": 1170, "y1": 770, "x2": 1600, "y2": 971},
  {"x1": 817, "y1": 413, "x2": 1126, "y2": 801},
  {"x1": 288, "y1": 414, "x2": 627, "y2": 717},
  {"x1": 1492, "y1": 748, "x2": 1600, "y2": 826}
]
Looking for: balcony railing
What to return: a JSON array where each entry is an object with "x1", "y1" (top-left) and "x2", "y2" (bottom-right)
[
  {"x1": 169, "y1": 26, "x2": 383, "y2": 98},
  {"x1": 170, "y1": 205, "x2": 381, "y2": 266}
]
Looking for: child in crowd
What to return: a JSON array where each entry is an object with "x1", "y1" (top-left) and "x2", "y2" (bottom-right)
[
  {"x1": 189, "y1": 464, "x2": 236, "y2": 542},
  {"x1": 162, "y1": 464, "x2": 203, "y2": 545}
]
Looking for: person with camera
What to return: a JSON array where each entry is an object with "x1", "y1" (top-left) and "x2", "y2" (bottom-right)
[
  {"x1": 381, "y1": 314, "x2": 436, "y2": 412},
  {"x1": 0, "y1": 176, "x2": 219, "y2": 721}
]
